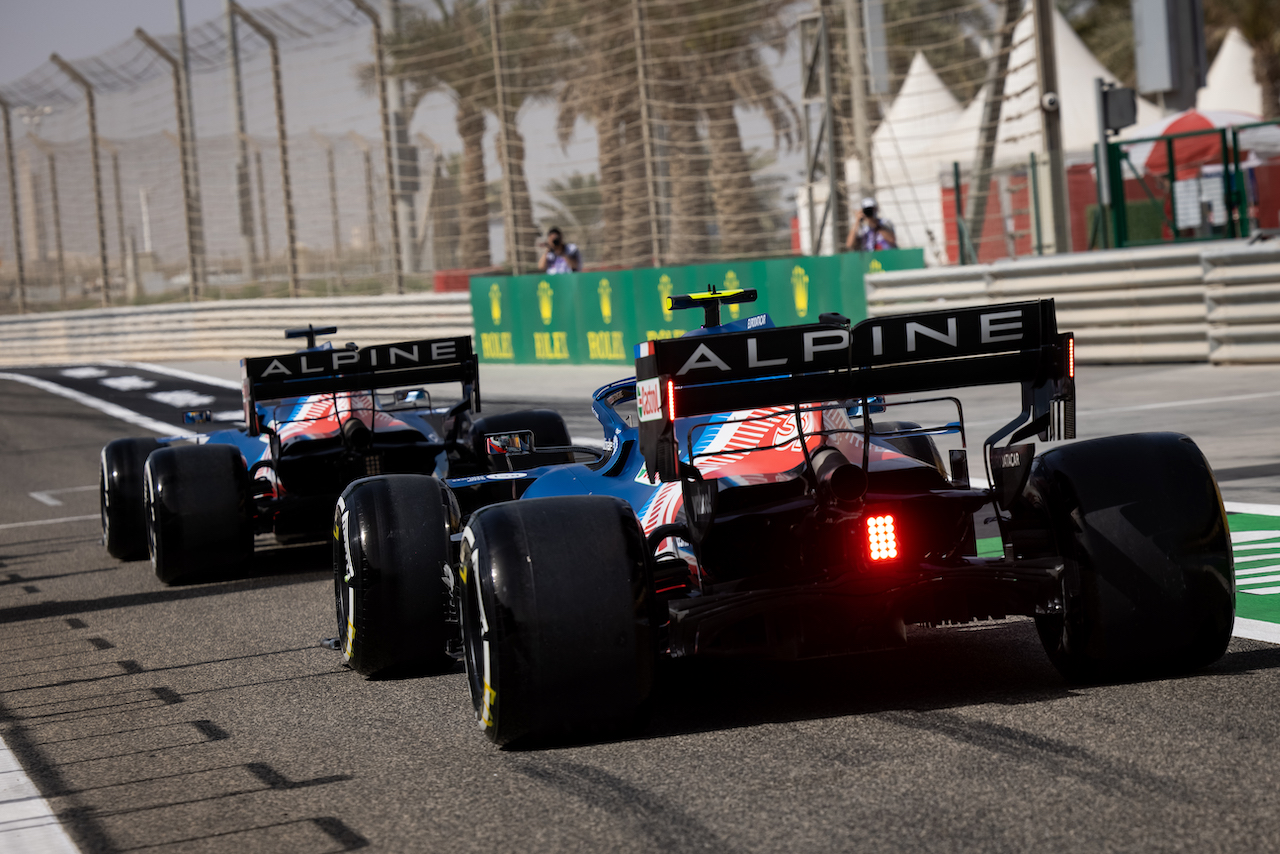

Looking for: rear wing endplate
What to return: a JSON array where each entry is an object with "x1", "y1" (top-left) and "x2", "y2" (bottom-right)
[
  {"x1": 240, "y1": 335, "x2": 479, "y2": 437},
  {"x1": 636, "y1": 300, "x2": 1074, "y2": 482}
]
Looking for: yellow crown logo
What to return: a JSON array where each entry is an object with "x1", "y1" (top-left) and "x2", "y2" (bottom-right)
[
  {"x1": 870, "y1": 258, "x2": 884, "y2": 273},
  {"x1": 488, "y1": 282, "x2": 502, "y2": 325},
  {"x1": 658, "y1": 275, "x2": 674, "y2": 322},
  {"x1": 791, "y1": 265, "x2": 809, "y2": 318},
  {"x1": 537, "y1": 280, "x2": 554, "y2": 325},
  {"x1": 598, "y1": 278, "x2": 613, "y2": 324},
  {"x1": 725, "y1": 270, "x2": 741, "y2": 319}
]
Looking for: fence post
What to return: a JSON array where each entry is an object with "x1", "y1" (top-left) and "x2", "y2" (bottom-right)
[
  {"x1": 0, "y1": 97, "x2": 25, "y2": 314},
  {"x1": 229, "y1": 2, "x2": 300, "y2": 297},
  {"x1": 135, "y1": 27, "x2": 201, "y2": 301},
  {"x1": 349, "y1": 0, "x2": 404, "y2": 294},
  {"x1": 50, "y1": 54, "x2": 111, "y2": 306},
  {"x1": 174, "y1": 0, "x2": 207, "y2": 294},
  {"x1": 28, "y1": 134, "x2": 66, "y2": 304}
]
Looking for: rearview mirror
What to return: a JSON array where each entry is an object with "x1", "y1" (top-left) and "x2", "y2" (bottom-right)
[{"x1": 484, "y1": 430, "x2": 536, "y2": 456}]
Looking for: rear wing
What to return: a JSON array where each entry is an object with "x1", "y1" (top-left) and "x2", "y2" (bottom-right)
[
  {"x1": 240, "y1": 335, "x2": 479, "y2": 437},
  {"x1": 636, "y1": 300, "x2": 1074, "y2": 482}
]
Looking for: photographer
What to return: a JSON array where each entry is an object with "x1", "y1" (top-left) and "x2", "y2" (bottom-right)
[
  {"x1": 537, "y1": 227, "x2": 582, "y2": 274},
  {"x1": 845, "y1": 197, "x2": 897, "y2": 252}
]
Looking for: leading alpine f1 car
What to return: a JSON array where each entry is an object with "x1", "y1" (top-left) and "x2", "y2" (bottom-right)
[
  {"x1": 333, "y1": 290, "x2": 1235, "y2": 746},
  {"x1": 100, "y1": 325, "x2": 571, "y2": 584}
]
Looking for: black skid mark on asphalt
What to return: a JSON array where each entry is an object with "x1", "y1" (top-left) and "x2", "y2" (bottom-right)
[
  {"x1": 116, "y1": 660, "x2": 144, "y2": 674},
  {"x1": 515, "y1": 759, "x2": 731, "y2": 853},
  {"x1": 880, "y1": 710, "x2": 1191, "y2": 802},
  {"x1": 244, "y1": 762, "x2": 352, "y2": 790},
  {"x1": 66, "y1": 618, "x2": 87, "y2": 628},
  {"x1": 22, "y1": 585, "x2": 39, "y2": 594},
  {"x1": 192, "y1": 719, "x2": 230, "y2": 742},
  {"x1": 312, "y1": 817, "x2": 370, "y2": 851},
  {"x1": 87, "y1": 637, "x2": 114, "y2": 650},
  {"x1": 151, "y1": 687, "x2": 184, "y2": 705}
]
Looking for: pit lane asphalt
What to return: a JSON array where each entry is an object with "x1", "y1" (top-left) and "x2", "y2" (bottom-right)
[{"x1": 2, "y1": 361, "x2": 1280, "y2": 853}]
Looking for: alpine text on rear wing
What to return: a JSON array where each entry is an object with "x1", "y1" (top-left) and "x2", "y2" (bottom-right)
[
  {"x1": 635, "y1": 300, "x2": 1075, "y2": 482},
  {"x1": 240, "y1": 335, "x2": 479, "y2": 436}
]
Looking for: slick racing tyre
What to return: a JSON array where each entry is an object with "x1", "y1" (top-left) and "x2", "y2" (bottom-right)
[
  {"x1": 144, "y1": 444, "x2": 252, "y2": 584},
  {"x1": 101, "y1": 437, "x2": 163, "y2": 560},
  {"x1": 1021, "y1": 433, "x2": 1234, "y2": 682},
  {"x1": 334, "y1": 474, "x2": 455, "y2": 677},
  {"x1": 470, "y1": 409, "x2": 573, "y2": 470},
  {"x1": 460, "y1": 496, "x2": 654, "y2": 747}
]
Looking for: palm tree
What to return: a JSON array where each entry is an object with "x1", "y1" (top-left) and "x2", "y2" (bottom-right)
[
  {"x1": 384, "y1": 0, "x2": 555, "y2": 271},
  {"x1": 551, "y1": 2, "x2": 639, "y2": 264},
  {"x1": 647, "y1": 0, "x2": 802, "y2": 260}
]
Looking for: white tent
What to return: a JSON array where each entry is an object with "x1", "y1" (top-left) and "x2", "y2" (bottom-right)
[
  {"x1": 1197, "y1": 28, "x2": 1263, "y2": 116},
  {"x1": 858, "y1": 2, "x2": 1163, "y2": 263}
]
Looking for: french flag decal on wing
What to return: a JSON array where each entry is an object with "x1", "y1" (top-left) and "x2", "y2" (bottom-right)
[{"x1": 635, "y1": 341, "x2": 655, "y2": 359}]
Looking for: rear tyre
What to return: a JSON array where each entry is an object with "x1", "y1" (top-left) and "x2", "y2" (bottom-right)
[
  {"x1": 460, "y1": 496, "x2": 654, "y2": 747},
  {"x1": 334, "y1": 474, "x2": 454, "y2": 677},
  {"x1": 1021, "y1": 433, "x2": 1234, "y2": 682},
  {"x1": 144, "y1": 444, "x2": 252, "y2": 584},
  {"x1": 470, "y1": 409, "x2": 572, "y2": 470},
  {"x1": 101, "y1": 438, "x2": 163, "y2": 560}
]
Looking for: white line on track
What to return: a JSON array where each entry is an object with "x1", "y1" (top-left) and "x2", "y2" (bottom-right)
[
  {"x1": 96, "y1": 359, "x2": 242, "y2": 390},
  {"x1": 1225, "y1": 501, "x2": 1280, "y2": 517},
  {"x1": 1234, "y1": 617, "x2": 1280, "y2": 644},
  {"x1": 0, "y1": 740, "x2": 80, "y2": 854},
  {"x1": 28, "y1": 486, "x2": 97, "y2": 508},
  {"x1": 0, "y1": 373, "x2": 196, "y2": 439},
  {"x1": 0, "y1": 515, "x2": 98, "y2": 532}
]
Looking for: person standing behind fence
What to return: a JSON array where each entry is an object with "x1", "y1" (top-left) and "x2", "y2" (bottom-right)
[
  {"x1": 538, "y1": 227, "x2": 581, "y2": 274},
  {"x1": 845, "y1": 197, "x2": 897, "y2": 251}
]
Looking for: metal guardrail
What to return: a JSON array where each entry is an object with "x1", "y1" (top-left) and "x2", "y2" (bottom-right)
[
  {"x1": 866, "y1": 241, "x2": 1280, "y2": 363},
  {"x1": 1205, "y1": 244, "x2": 1280, "y2": 364},
  {"x1": 0, "y1": 293, "x2": 473, "y2": 366}
]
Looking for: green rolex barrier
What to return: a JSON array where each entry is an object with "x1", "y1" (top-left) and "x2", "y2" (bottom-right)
[{"x1": 469, "y1": 249, "x2": 924, "y2": 364}]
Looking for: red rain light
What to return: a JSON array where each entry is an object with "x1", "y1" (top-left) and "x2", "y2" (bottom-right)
[
  {"x1": 866, "y1": 514, "x2": 898, "y2": 561},
  {"x1": 667, "y1": 378, "x2": 676, "y2": 421},
  {"x1": 1068, "y1": 337, "x2": 1075, "y2": 379}
]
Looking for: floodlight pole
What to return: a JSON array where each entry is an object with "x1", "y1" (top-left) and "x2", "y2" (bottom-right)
[
  {"x1": 229, "y1": 2, "x2": 300, "y2": 296},
  {"x1": 0, "y1": 96, "x2": 26, "y2": 313},
  {"x1": 28, "y1": 134, "x2": 67, "y2": 304},
  {"x1": 1032, "y1": 0, "x2": 1071, "y2": 254},
  {"x1": 240, "y1": 133, "x2": 271, "y2": 263},
  {"x1": 98, "y1": 139, "x2": 134, "y2": 298},
  {"x1": 349, "y1": 0, "x2": 404, "y2": 293},
  {"x1": 349, "y1": 132, "x2": 379, "y2": 264},
  {"x1": 51, "y1": 54, "x2": 111, "y2": 305},
  {"x1": 136, "y1": 27, "x2": 202, "y2": 301}
]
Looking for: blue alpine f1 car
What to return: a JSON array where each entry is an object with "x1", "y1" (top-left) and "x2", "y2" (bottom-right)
[
  {"x1": 100, "y1": 326, "x2": 571, "y2": 584},
  {"x1": 333, "y1": 290, "x2": 1235, "y2": 747}
]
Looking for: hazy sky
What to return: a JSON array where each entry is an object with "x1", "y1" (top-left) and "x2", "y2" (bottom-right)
[{"x1": 0, "y1": 0, "x2": 243, "y2": 85}]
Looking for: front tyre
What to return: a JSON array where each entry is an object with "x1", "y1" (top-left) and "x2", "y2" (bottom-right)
[
  {"x1": 460, "y1": 496, "x2": 654, "y2": 747},
  {"x1": 101, "y1": 437, "x2": 163, "y2": 560},
  {"x1": 144, "y1": 444, "x2": 252, "y2": 584},
  {"x1": 1021, "y1": 433, "x2": 1234, "y2": 682},
  {"x1": 334, "y1": 474, "x2": 455, "y2": 677}
]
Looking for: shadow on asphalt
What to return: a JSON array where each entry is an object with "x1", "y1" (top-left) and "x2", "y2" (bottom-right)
[
  {"x1": 510, "y1": 621, "x2": 1280, "y2": 750},
  {"x1": 0, "y1": 544, "x2": 329, "y2": 626}
]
